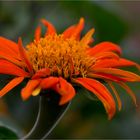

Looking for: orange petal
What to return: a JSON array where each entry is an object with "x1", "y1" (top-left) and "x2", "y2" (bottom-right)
[
  {"x1": 73, "y1": 78, "x2": 116, "y2": 120},
  {"x1": 0, "y1": 77, "x2": 24, "y2": 97},
  {"x1": 72, "y1": 17, "x2": 84, "y2": 39},
  {"x1": 35, "y1": 26, "x2": 41, "y2": 42},
  {"x1": 40, "y1": 77, "x2": 59, "y2": 89},
  {"x1": 92, "y1": 68, "x2": 140, "y2": 82},
  {"x1": 118, "y1": 82, "x2": 137, "y2": 107},
  {"x1": 63, "y1": 18, "x2": 84, "y2": 39},
  {"x1": 116, "y1": 58, "x2": 140, "y2": 70},
  {"x1": 18, "y1": 38, "x2": 33, "y2": 74},
  {"x1": 0, "y1": 59, "x2": 29, "y2": 77},
  {"x1": 53, "y1": 77, "x2": 75, "y2": 105},
  {"x1": 87, "y1": 42, "x2": 122, "y2": 56},
  {"x1": 88, "y1": 73, "x2": 127, "y2": 82},
  {"x1": 0, "y1": 51, "x2": 23, "y2": 66},
  {"x1": 41, "y1": 19, "x2": 56, "y2": 36},
  {"x1": 63, "y1": 25, "x2": 76, "y2": 38},
  {"x1": 107, "y1": 81, "x2": 122, "y2": 111},
  {"x1": 32, "y1": 68, "x2": 51, "y2": 79},
  {"x1": 21, "y1": 79, "x2": 41, "y2": 100},
  {"x1": 94, "y1": 52, "x2": 119, "y2": 60},
  {"x1": 93, "y1": 59, "x2": 120, "y2": 68},
  {"x1": 0, "y1": 37, "x2": 22, "y2": 65},
  {"x1": 80, "y1": 28, "x2": 95, "y2": 47},
  {"x1": 0, "y1": 37, "x2": 20, "y2": 57},
  {"x1": 93, "y1": 58, "x2": 140, "y2": 69}
]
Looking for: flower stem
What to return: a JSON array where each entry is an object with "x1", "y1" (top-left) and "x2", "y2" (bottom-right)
[{"x1": 24, "y1": 91, "x2": 70, "y2": 139}]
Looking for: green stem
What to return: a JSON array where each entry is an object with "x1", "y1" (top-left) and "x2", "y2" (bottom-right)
[{"x1": 23, "y1": 91, "x2": 70, "y2": 139}]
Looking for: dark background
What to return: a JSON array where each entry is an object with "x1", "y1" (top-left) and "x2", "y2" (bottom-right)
[{"x1": 0, "y1": 1, "x2": 140, "y2": 139}]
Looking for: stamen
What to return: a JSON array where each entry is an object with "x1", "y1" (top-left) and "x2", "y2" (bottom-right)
[{"x1": 26, "y1": 34, "x2": 95, "y2": 78}]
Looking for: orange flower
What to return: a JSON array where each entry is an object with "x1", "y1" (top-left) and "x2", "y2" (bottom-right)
[{"x1": 0, "y1": 18, "x2": 140, "y2": 120}]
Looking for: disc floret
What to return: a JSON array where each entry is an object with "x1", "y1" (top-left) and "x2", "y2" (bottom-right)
[{"x1": 26, "y1": 34, "x2": 95, "y2": 79}]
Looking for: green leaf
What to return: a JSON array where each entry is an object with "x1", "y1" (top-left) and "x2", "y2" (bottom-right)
[{"x1": 0, "y1": 126, "x2": 18, "y2": 140}]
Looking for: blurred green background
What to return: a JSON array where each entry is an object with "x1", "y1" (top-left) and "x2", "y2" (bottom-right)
[{"x1": 0, "y1": 1, "x2": 140, "y2": 139}]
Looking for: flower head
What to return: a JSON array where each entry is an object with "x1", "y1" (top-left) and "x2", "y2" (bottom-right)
[{"x1": 0, "y1": 18, "x2": 140, "y2": 119}]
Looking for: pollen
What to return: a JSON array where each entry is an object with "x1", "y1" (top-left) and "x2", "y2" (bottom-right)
[{"x1": 26, "y1": 34, "x2": 95, "y2": 78}]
